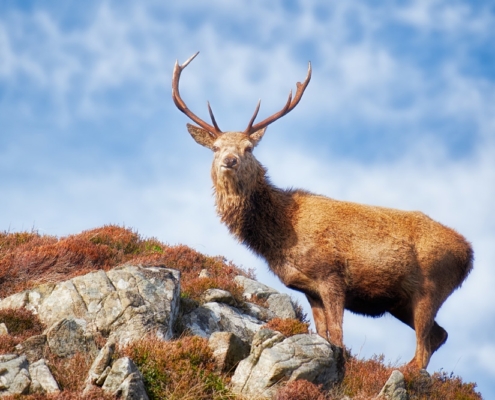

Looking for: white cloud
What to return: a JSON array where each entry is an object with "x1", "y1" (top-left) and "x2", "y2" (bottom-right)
[{"x1": 1, "y1": 0, "x2": 494, "y2": 396}]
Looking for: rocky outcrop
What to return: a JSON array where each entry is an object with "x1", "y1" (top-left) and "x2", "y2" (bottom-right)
[
  {"x1": 183, "y1": 301, "x2": 265, "y2": 342},
  {"x1": 0, "y1": 265, "x2": 181, "y2": 346},
  {"x1": 46, "y1": 318, "x2": 98, "y2": 358},
  {"x1": 234, "y1": 276, "x2": 298, "y2": 320},
  {"x1": 0, "y1": 265, "x2": 349, "y2": 398},
  {"x1": 230, "y1": 329, "x2": 344, "y2": 399},
  {"x1": 83, "y1": 340, "x2": 148, "y2": 399},
  {"x1": 28, "y1": 359, "x2": 60, "y2": 394},
  {"x1": 0, "y1": 355, "x2": 31, "y2": 396},
  {"x1": 208, "y1": 332, "x2": 250, "y2": 372},
  {"x1": 378, "y1": 370, "x2": 409, "y2": 400},
  {"x1": 101, "y1": 357, "x2": 148, "y2": 400}
]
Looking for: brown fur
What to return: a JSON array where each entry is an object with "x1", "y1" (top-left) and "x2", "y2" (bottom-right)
[{"x1": 184, "y1": 124, "x2": 473, "y2": 369}]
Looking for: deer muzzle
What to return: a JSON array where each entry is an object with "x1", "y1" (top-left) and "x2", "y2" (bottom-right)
[{"x1": 222, "y1": 155, "x2": 239, "y2": 170}]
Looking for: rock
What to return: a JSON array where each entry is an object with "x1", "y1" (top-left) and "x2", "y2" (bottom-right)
[
  {"x1": 266, "y1": 294, "x2": 296, "y2": 319},
  {"x1": 115, "y1": 371, "x2": 149, "y2": 400},
  {"x1": 46, "y1": 318, "x2": 97, "y2": 358},
  {"x1": 15, "y1": 335, "x2": 47, "y2": 363},
  {"x1": 101, "y1": 357, "x2": 148, "y2": 399},
  {"x1": 242, "y1": 302, "x2": 276, "y2": 322},
  {"x1": 0, "y1": 355, "x2": 31, "y2": 396},
  {"x1": 414, "y1": 369, "x2": 432, "y2": 394},
  {"x1": 0, "y1": 265, "x2": 181, "y2": 346},
  {"x1": 234, "y1": 276, "x2": 278, "y2": 300},
  {"x1": 8, "y1": 368, "x2": 31, "y2": 395},
  {"x1": 0, "y1": 323, "x2": 8, "y2": 336},
  {"x1": 95, "y1": 366, "x2": 112, "y2": 386},
  {"x1": 231, "y1": 331, "x2": 344, "y2": 399},
  {"x1": 198, "y1": 269, "x2": 211, "y2": 278},
  {"x1": 378, "y1": 370, "x2": 409, "y2": 400},
  {"x1": 201, "y1": 289, "x2": 237, "y2": 306},
  {"x1": 208, "y1": 332, "x2": 250, "y2": 372},
  {"x1": 28, "y1": 358, "x2": 60, "y2": 394},
  {"x1": 84, "y1": 338, "x2": 116, "y2": 393},
  {"x1": 183, "y1": 302, "x2": 264, "y2": 342}
]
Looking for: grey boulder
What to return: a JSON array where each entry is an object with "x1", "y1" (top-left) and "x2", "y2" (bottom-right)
[{"x1": 230, "y1": 329, "x2": 344, "y2": 399}]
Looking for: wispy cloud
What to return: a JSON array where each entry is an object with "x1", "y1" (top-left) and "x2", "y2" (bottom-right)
[{"x1": 1, "y1": 0, "x2": 494, "y2": 396}]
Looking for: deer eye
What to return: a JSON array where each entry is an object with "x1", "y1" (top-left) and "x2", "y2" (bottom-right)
[
  {"x1": 245, "y1": 146, "x2": 253, "y2": 153},
  {"x1": 212, "y1": 146, "x2": 220, "y2": 152}
]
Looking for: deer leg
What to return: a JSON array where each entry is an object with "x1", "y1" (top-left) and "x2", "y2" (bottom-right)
[
  {"x1": 409, "y1": 297, "x2": 438, "y2": 369},
  {"x1": 318, "y1": 280, "x2": 345, "y2": 348},
  {"x1": 429, "y1": 322, "x2": 448, "y2": 355},
  {"x1": 305, "y1": 294, "x2": 328, "y2": 340},
  {"x1": 391, "y1": 305, "x2": 448, "y2": 367}
]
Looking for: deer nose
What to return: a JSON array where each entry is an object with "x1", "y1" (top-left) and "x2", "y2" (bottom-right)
[{"x1": 223, "y1": 155, "x2": 238, "y2": 169}]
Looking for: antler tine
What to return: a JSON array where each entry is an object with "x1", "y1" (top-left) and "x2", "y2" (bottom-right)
[
  {"x1": 245, "y1": 99, "x2": 261, "y2": 134},
  {"x1": 172, "y1": 52, "x2": 222, "y2": 136},
  {"x1": 246, "y1": 61, "x2": 312, "y2": 135},
  {"x1": 207, "y1": 101, "x2": 221, "y2": 133}
]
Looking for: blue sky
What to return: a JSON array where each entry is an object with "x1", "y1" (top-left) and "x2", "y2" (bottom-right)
[{"x1": 1, "y1": 0, "x2": 495, "y2": 396}]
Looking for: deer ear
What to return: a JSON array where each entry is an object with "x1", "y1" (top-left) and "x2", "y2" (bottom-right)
[
  {"x1": 249, "y1": 128, "x2": 267, "y2": 146},
  {"x1": 187, "y1": 124, "x2": 216, "y2": 149}
]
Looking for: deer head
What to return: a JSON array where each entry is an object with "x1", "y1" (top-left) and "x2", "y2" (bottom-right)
[{"x1": 172, "y1": 52, "x2": 311, "y2": 188}]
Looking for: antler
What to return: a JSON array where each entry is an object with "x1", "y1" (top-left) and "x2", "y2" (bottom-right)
[
  {"x1": 244, "y1": 62, "x2": 312, "y2": 135},
  {"x1": 172, "y1": 52, "x2": 222, "y2": 136}
]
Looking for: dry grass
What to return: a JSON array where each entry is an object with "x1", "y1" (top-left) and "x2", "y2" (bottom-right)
[
  {"x1": 334, "y1": 352, "x2": 482, "y2": 400},
  {"x1": 274, "y1": 380, "x2": 327, "y2": 400},
  {"x1": 47, "y1": 351, "x2": 95, "y2": 393},
  {"x1": 0, "y1": 308, "x2": 45, "y2": 354},
  {"x1": 119, "y1": 335, "x2": 233, "y2": 400},
  {"x1": 0, "y1": 225, "x2": 250, "y2": 301},
  {"x1": 262, "y1": 318, "x2": 309, "y2": 337}
]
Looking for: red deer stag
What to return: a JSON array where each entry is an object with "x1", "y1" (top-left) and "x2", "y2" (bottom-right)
[{"x1": 172, "y1": 52, "x2": 473, "y2": 369}]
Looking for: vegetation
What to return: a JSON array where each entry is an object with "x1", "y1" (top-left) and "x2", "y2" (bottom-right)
[
  {"x1": 119, "y1": 335, "x2": 232, "y2": 400},
  {"x1": 331, "y1": 353, "x2": 482, "y2": 400},
  {"x1": 0, "y1": 225, "x2": 251, "y2": 303},
  {"x1": 0, "y1": 226, "x2": 482, "y2": 399},
  {"x1": 0, "y1": 308, "x2": 45, "y2": 354},
  {"x1": 262, "y1": 317, "x2": 309, "y2": 337}
]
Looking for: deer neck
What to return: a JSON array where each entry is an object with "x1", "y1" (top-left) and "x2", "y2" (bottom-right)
[{"x1": 212, "y1": 161, "x2": 295, "y2": 260}]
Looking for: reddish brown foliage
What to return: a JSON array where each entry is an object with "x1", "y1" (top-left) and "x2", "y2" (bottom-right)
[
  {"x1": 275, "y1": 379, "x2": 327, "y2": 400},
  {"x1": 0, "y1": 308, "x2": 45, "y2": 354},
  {"x1": 119, "y1": 335, "x2": 231, "y2": 399},
  {"x1": 0, "y1": 225, "x2": 249, "y2": 301},
  {"x1": 340, "y1": 354, "x2": 394, "y2": 397},
  {"x1": 338, "y1": 353, "x2": 482, "y2": 400},
  {"x1": 262, "y1": 318, "x2": 309, "y2": 337},
  {"x1": 47, "y1": 351, "x2": 95, "y2": 392}
]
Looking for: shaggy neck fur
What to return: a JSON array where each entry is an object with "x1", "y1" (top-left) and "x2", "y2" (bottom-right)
[{"x1": 212, "y1": 160, "x2": 296, "y2": 263}]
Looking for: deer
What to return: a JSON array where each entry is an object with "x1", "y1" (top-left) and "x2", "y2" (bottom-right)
[{"x1": 172, "y1": 52, "x2": 473, "y2": 369}]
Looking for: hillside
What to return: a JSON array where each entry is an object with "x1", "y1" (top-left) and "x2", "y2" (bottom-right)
[{"x1": 0, "y1": 225, "x2": 482, "y2": 399}]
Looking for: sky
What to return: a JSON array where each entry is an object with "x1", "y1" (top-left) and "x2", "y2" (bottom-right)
[{"x1": 1, "y1": 0, "x2": 494, "y2": 396}]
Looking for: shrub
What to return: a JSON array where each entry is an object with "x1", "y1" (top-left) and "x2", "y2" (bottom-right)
[
  {"x1": 119, "y1": 335, "x2": 232, "y2": 400},
  {"x1": 275, "y1": 379, "x2": 327, "y2": 400},
  {"x1": 0, "y1": 308, "x2": 45, "y2": 354},
  {"x1": 262, "y1": 318, "x2": 309, "y2": 337},
  {"x1": 337, "y1": 352, "x2": 482, "y2": 400},
  {"x1": 403, "y1": 366, "x2": 482, "y2": 400},
  {"x1": 0, "y1": 226, "x2": 250, "y2": 302}
]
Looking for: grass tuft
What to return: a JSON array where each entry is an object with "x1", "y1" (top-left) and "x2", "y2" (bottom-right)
[
  {"x1": 262, "y1": 318, "x2": 309, "y2": 337},
  {"x1": 275, "y1": 379, "x2": 327, "y2": 400},
  {"x1": 119, "y1": 335, "x2": 233, "y2": 400},
  {"x1": 335, "y1": 352, "x2": 482, "y2": 400},
  {"x1": 0, "y1": 308, "x2": 45, "y2": 354}
]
